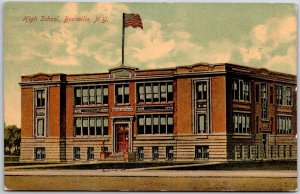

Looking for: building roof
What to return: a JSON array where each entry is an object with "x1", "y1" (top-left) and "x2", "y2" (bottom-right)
[{"x1": 20, "y1": 62, "x2": 297, "y2": 86}]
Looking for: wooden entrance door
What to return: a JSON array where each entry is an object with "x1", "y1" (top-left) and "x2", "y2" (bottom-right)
[{"x1": 116, "y1": 124, "x2": 129, "y2": 152}]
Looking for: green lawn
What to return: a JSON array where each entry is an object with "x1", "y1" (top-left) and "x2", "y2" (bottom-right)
[{"x1": 157, "y1": 160, "x2": 297, "y2": 171}]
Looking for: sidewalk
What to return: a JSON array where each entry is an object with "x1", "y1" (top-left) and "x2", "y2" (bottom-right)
[{"x1": 5, "y1": 169, "x2": 297, "y2": 178}]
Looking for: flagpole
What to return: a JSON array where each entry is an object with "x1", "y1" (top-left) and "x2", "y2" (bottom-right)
[{"x1": 122, "y1": 13, "x2": 125, "y2": 66}]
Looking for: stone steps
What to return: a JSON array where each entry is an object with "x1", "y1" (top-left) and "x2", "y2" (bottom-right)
[{"x1": 105, "y1": 153, "x2": 125, "y2": 161}]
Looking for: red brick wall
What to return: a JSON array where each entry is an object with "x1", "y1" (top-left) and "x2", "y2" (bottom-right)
[
  {"x1": 211, "y1": 76, "x2": 227, "y2": 133},
  {"x1": 48, "y1": 86, "x2": 61, "y2": 137},
  {"x1": 21, "y1": 88, "x2": 33, "y2": 137},
  {"x1": 65, "y1": 86, "x2": 74, "y2": 137},
  {"x1": 176, "y1": 78, "x2": 192, "y2": 134}
]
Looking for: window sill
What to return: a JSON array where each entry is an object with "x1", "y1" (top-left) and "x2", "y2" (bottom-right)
[
  {"x1": 261, "y1": 118, "x2": 269, "y2": 122},
  {"x1": 35, "y1": 136, "x2": 47, "y2": 138},
  {"x1": 136, "y1": 102, "x2": 173, "y2": 105},
  {"x1": 232, "y1": 134, "x2": 251, "y2": 138},
  {"x1": 277, "y1": 105, "x2": 293, "y2": 108},
  {"x1": 233, "y1": 100, "x2": 251, "y2": 104},
  {"x1": 74, "y1": 104, "x2": 108, "y2": 107},
  {"x1": 276, "y1": 134, "x2": 294, "y2": 136},
  {"x1": 114, "y1": 103, "x2": 131, "y2": 106},
  {"x1": 73, "y1": 136, "x2": 110, "y2": 140},
  {"x1": 135, "y1": 135, "x2": 174, "y2": 140}
]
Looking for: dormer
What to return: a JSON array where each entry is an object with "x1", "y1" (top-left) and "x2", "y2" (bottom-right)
[{"x1": 109, "y1": 65, "x2": 139, "y2": 78}]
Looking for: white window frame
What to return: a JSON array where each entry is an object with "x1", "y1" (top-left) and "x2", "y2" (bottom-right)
[
  {"x1": 115, "y1": 84, "x2": 129, "y2": 104},
  {"x1": 74, "y1": 116, "x2": 109, "y2": 137},
  {"x1": 193, "y1": 79, "x2": 210, "y2": 135},
  {"x1": 277, "y1": 115, "x2": 292, "y2": 135},
  {"x1": 74, "y1": 85, "x2": 108, "y2": 106},
  {"x1": 233, "y1": 112, "x2": 251, "y2": 134}
]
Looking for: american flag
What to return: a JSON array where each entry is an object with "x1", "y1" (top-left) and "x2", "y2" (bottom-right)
[{"x1": 124, "y1": 13, "x2": 143, "y2": 29}]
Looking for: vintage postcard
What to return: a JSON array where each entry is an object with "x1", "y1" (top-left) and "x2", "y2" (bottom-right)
[{"x1": 3, "y1": 2, "x2": 297, "y2": 191}]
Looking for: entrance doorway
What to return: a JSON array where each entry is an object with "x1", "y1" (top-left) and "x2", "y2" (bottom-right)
[{"x1": 115, "y1": 124, "x2": 129, "y2": 153}]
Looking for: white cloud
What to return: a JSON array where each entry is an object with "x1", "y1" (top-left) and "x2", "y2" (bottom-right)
[
  {"x1": 251, "y1": 16, "x2": 296, "y2": 47},
  {"x1": 265, "y1": 46, "x2": 296, "y2": 74},
  {"x1": 127, "y1": 20, "x2": 176, "y2": 63},
  {"x1": 60, "y1": 3, "x2": 79, "y2": 17}
]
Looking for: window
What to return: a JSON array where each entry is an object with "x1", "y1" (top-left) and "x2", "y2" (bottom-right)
[
  {"x1": 195, "y1": 146, "x2": 209, "y2": 159},
  {"x1": 101, "y1": 147, "x2": 108, "y2": 153},
  {"x1": 35, "y1": 147, "x2": 46, "y2": 160},
  {"x1": 75, "y1": 88, "x2": 81, "y2": 105},
  {"x1": 153, "y1": 115, "x2": 159, "y2": 134},
  {"x1": 160, "y1": 84, "x2": 167, "y2": 102},
  {"x1": 261, "y1": 83, "x2": 268, "y2": 119},
  {"x1": 167, "y1": 83, "x2": 173, "y2": 101},
  {"x1": 137, "y1": 82, "x2": 173, "y2": 103},
  {"x1": 87, "y1": 147, "x2": 94, "y2": 160},
  {"x1": 277, "y1": 86, "x2": 282, "y2": 105},
  {"x1": 233, "y1": 113, "x2": 250, "y2": 134},
  {"x1": 82, "y1": 117, "x2": 88, "y2": 136},
  {"x1": 194, "y1": 80, "x2": 210, "y2": 135},
  {"x1": 145, "y1": 84, "x2": 152, "y2": 102},
  {"x1": 196, "y1": 81, "x2": 208, "y2": 108},
  {"x1": 152, "y1": 146, "x2": 159, "y2": 160},
  {"x1": 137, "y1": 147, "x2": 144, "y2": 161},
  {"x1": 137, "y1": 115, "x2": 173, "y2": 135},
  {"x1": 197, "y1": 114, "x2": 207, "y2": 133},
  {"x1": 36, "y1": 90, "x2": 46, "y2": 107},
  {"x1": 250, "y1": 145, "x2": 259, "y2": 160},
  {"x1": 82, "y1": 87, "x2": 89, "y2": 105},
  {"x1": 73, "y1": 147, "x2": 80, "y2": 160},
  {"x1": 233, "y1": 80, "x2": 238, "y2": 100},
  {"x1": 97, "y1": 86, "x2": 108, "y2": 104},
  {"x1": 277, "y1": 145, "x2": 280, "y2": 158},
  {"x1": 270, "y1": 86, "x2": 274, "y2": 104},
  {"x1": 289, "y1": 145, "x2": 292, "y2": 158},
  {"x1": 96, "y1": 118, "x2": 102, "y2": 135},
  {"x1": 138, "y1": 117, "x2": 145, "y2": 134},
  {"x1": 153, "y1": 84, "x2": 159, "y2": 102},
  {"x1": 197, "y1": 82, "x2": 207, "y2": 101},
  {"x1": 255, "y1": 84, "x2": 259, "y2": 103},
  {"x1": 75, "y1": 118, "x2": 82, "y2": 136},
  {"x1": 138, "y1": 85, "x2": 145, "y2": 102},
  {"x1": 115, "y1": 84, "x2": 129, "y2": 104},
  {"x1": 270, "y1": 145, "x2": 273, "y2": 159},
  {"x1": 36, "y1": 118, "x2": 45, "y2": 136},
  {"x1": 167, "y1": 116, "x2": 173, "y2": 134},
  {"x1": 89, "y1": 118, "x2": 95, "y2": 136},
  {"x1": 286, "y1": 87, "x2": 292, "y2": 106},
  {"x1": 75, "y1": 85, "x2": 108, "y2": 105},
  {"x1": 278, "y1": 116, "x2": 292, "y2": 134},
  {"x1": 283, "y1": 145, "x2": 287, "y2": 159},
  {"x1": 145, "y1": 115, "x2": 152, "y2": 134},
  {"x1": 103, "y1": 117, "x2": 108, "y2": 135},
  {"x1": 89, "y1": 87, "x2": 95, "y2": 104},
  {"x1": 166, "y1": 146, "x2": 174, "y2": 160},
  {"x1": 232, "y1": 79, "x2": 250, "y2": 101},
  {"x1": 74, "y1": 116, "x2": 108, "y2": 136},
  {"x1": 277, "y1": 85, "x2": 292, "y2": 106}
]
